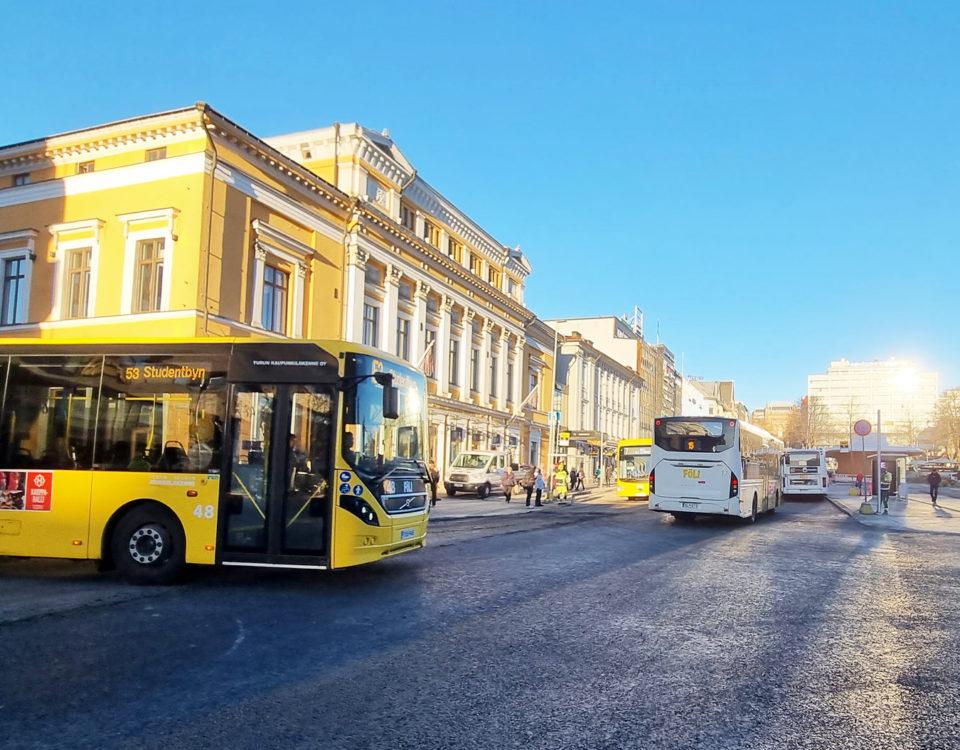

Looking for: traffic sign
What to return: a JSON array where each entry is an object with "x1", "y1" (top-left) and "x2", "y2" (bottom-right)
[{"x1": 854, "y1": 419, "x2": 872, "y2": 437}]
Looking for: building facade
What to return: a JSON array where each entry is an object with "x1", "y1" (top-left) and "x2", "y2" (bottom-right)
[
  {"x1": 751, "y1": 401, "x2": 795, "y2": 441},
  {"x1": 0, "y1": 107, "x2": 554, "y2": 478},
  {"x1": 807, "y1": 358, "x2": 939, "y2": 445},
  {"x1": 545, "y1": 314, "x2": 681, "y2": 437},
  {"x1": 553, "y1": 332, "x2": 643, "y2": 477}
]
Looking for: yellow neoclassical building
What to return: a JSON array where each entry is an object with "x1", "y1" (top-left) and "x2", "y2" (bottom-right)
[{"x1": 0, "y1": 104, "x2": 555, "y2": 476}]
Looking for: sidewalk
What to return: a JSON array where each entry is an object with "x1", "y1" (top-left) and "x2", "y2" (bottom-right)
[
  {"x1": 429, "y1": 484, "x2": 621, "y2": 521},
  {"x1": 828, "y1": 483, "x2": 960, "y2": 535}
]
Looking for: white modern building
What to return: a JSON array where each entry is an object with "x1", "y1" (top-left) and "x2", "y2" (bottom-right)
[{"x1": 807, "y1": 358, "x2": 939, "y2": 444}]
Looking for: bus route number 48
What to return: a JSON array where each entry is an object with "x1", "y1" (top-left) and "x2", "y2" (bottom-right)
[{"x1": 193, "y1": 504, "x2": 215, "y2": 519}]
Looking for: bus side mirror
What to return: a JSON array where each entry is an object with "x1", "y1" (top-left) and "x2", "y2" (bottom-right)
[{"x1": 383, "y1": 385, "x2": 400, "y2": 420}]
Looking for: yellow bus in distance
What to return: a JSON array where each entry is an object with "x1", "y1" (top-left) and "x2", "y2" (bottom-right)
[
  {"x1": 0, "y1": 338, "x2": 431, "y2": 583},
  {"x1": 616, "y1": 438, "x2": 653, "y2": 500}
]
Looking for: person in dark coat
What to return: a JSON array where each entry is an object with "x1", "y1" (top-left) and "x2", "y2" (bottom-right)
[{"x1": 928, "y1": 469, "x2": 942, "y2": 505}]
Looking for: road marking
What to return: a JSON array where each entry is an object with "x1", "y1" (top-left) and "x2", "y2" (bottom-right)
[{"x1": 225, "y1": 617, "x2": 246, "y2": 657}]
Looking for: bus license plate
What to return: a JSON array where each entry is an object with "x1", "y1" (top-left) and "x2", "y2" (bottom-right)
[
  {"x1": 682, "y1": 469, "x2": 701, "y2": 479},
  {"x1": 400, "y1": 528, "x2": 415, "y2": 540},
  {"x1": 682, "y1": 502, "x2": 697, "y2": 509}
]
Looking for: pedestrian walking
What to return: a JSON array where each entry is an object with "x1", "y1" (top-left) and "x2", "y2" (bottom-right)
[
  {"x1": 855, "y1": 471, "x2": 863, "y2": 491},
  {"x1": 576, "y1": 466, "x2": 585, "y2": 491},
  {"x1": 928, "y1": 469, "x2": 942, "y2": 505},
  {"x1": 501, "y1": 466, "x2": 517, "y2": 503},
  {"x1": 554, "y1": 464, "x2": 569, "y2": 501},
  {"x1": 428, "y1": 459, "x2": 440, "y2": 507},
  {"x1": 527, "y1": 468, "x2": 545, "y2": 507}
]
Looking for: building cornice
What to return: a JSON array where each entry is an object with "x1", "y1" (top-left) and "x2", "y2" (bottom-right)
[
  {"x1": 0, "y1": 109, "x2": 206, "y2": 174},
  {"x1": 357, "y1": 203, "x2": 534, "y2": 324}
]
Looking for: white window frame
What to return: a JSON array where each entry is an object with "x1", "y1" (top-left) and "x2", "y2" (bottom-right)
[
  {"x1": 49, "y1": 219, "x2": 103, "y2": 320},
  {"x1": 362, "y1": 298, "x2": 381, "y2": 348},
  {"x1": 250, "y1": 219, "x2": 311, "y2": 337},
  {"x1": 118, "y1": 209, "x2": 177, "y2": 315},
  {"x1": 0, "y1": 229, "x2": 37, "y2": 327}
]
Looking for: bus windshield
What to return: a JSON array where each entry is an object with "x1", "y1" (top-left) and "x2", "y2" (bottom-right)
[
  {"x1": 618, "y1": 445, "x2": 651, "y2": 478},
  {"x1": 341, "y1": 354, "x2": 427, "y2": 483},
  {"x1": 654, "y1": 418, "x2": 736, "y2": 454}
]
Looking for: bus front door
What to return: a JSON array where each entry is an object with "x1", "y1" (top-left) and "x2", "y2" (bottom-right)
[{"x1": 221, "y1": 385, "x2": 334, "y2": 566}]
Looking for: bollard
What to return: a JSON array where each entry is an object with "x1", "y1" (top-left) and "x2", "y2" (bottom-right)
[{"x1": 859, "y1": 500, "x2": 875, "y2": 514}]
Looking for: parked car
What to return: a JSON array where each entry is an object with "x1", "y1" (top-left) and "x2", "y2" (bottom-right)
[{"x1": 444, "y1": 450, "x2": 512, "y2": 498}]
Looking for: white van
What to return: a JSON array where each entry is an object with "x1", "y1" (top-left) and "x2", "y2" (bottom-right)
[{"x1": 444, "y1": 450, "x2": 511, "y2": 498}]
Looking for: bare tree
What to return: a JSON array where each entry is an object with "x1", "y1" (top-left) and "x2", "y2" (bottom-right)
[
  {"x1": 783, "y1": 396, "x2": 831, "y2": 448},
  {"x1": 934, "y1": 389, "x2": 960, "y2": 459}
]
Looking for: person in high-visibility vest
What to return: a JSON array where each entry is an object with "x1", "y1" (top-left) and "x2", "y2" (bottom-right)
[
  {"x1": 554, "y1": 464, "x2": 569, "y2": 501},
  {"x1": 880, "y1": 468, "x2": 893, "y2": 514}
]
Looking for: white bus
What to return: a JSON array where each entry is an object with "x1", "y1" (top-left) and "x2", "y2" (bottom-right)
[
  {"x1": 779, "y1": 448, "x2": 829, "y2": 498},
  {"x1": 649, "y1": 416, "x2": 781, "y2": 523}
]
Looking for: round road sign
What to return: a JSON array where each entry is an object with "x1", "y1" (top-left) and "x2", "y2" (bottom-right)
[{"x1": 853, "y1": 419, "x2": 872, "y2": 437}]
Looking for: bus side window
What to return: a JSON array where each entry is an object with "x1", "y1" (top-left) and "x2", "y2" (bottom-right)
[
  {"x1": 96, "y1": 355, "x2": 227, "y2": 473},
  {"x1": 0, "y1": 356, "x2": 102, "y2": 470}
]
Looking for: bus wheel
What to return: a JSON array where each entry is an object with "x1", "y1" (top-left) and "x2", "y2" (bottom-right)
[
  {"x1": 672, "y1": 512, "x2": 694, "y2": 523},
  {"x1": 477, "y1": 483, "x2": 491, "y2": 499},
  {"x1": 112, "y1": 506, "x2": 185, "y2": 585},
  {"x1": 745, "y1": 495, "x2": 758, "y2": 524}
]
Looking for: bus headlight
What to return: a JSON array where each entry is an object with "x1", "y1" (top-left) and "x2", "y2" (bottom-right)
[{"x1": 339, "y1": 495, "x2": 380, "y2": 526}]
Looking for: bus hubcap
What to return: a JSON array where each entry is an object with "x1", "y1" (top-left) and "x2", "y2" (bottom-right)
[{"x1": 129, "y1": 526, "x2": 164, "y2": 564}]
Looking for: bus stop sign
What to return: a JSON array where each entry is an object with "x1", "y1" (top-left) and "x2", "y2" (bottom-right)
[{"x1": 854, "y1": 419, "x2": 872, "y2": 437}]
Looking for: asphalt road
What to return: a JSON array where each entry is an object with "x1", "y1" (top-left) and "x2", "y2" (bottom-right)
[{"x1": 2, "y1": 498, "x2": 959, "y2": 750}]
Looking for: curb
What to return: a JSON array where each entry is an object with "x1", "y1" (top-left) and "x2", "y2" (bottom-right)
[
  {"x1": 827, "y1": 496, "x2": 858, "y2": 519},
  {"x1": 428, "y1": 488, "x2": 611, "y2": 522}
]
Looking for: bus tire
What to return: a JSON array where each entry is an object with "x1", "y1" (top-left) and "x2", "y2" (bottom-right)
[
  {"x1": 745, "y1": 495, "x2": 758, "y2": 524},
  {"x1": 111, "y1": 504, "x2": 186, "y2": 585},
  {"x1": 672, "y1": 512, "x2": 694, "y2": 523},
  {"x1": 477, "y1": 483, "x2": 491, "y2": 500}
]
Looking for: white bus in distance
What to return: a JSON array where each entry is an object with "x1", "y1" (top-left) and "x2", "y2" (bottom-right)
[
  {"x1": 649, "y1": 416, "x2": 782, "y2": 523},
  {"x1": 780, "y1": 448, "x2": 829, "y2": 498}
]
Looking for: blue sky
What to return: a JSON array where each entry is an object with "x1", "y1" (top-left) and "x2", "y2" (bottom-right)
[{"x1": 3, "y1": 1, "x2": 958, "y2": 408}]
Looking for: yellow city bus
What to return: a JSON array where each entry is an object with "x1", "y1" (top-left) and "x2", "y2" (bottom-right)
[
  {"x1": 0, "y1": 338, "x2": 431, "y2": 583},
  {"x1": 616, "y1": 437, "x2": 653, "y2": 500}
]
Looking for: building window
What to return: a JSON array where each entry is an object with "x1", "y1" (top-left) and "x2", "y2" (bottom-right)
[
  {"x1": 133, "y1": 238, "x2": 165, "y2": 313},
  {"x1": 1, "y1": 257, "x2": 27, "y2": 325},
  {"x1": 489, "y1": 355, "x2": 498, "y2": 399},
  {"x1": 507, "y1": 362, "x2": 514, "y2": 403},
  {"x1": 366, "y1": 175, "x2": 387, "y2": 207},
  {"x1": 396, "y1": 317, "x2": 410, "y2": 360},
  {"x1": 362, "y1": 303, "x2": 379, "y2": 347},
  {"x1": 400, "y1": 204, "x2": 415, "y2": 230},
  {"x1": 470, "y1": 254, "x2": 482, "y2": 276},
  {"x1": 77, "y1": 161, "x2": 95, "y2": 174},
  {"x1": 364, "y1": 265, "x2": 382, "y2": 286},
  {"x1": 12, "y1": 173, "x2": 30, "y2": 187},
  {"x1": 145, "y1": 147, "x2": 167, "y2": 162},
  {"x1": 63, "y1": 247, "x2": 92, "y2": 319},
  {"x1": 449, "y1": 338, "x2": 459, "y2": 386},
  {"x1": 470, "y1": 348, "x2": 480, "y2": 392},
  {"x1": 487, "y1": 266, "x2": 500, "y2": 286},
  {"x1": 447, "y1": 237, "x2": 462, "y2": 262},
  {"x1": 261, "y1": 265, "x2": 289, "y2": 334}
]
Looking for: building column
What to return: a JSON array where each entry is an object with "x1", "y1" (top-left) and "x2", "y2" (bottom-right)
[
  {"x1": 436, "y1": 295, "x2": 453, "y2": 397},
  {"x1": 382, "y1": 264, "x2": 401, "y2": 353},
  {"x1": 250, "y1": 244, "x2": 267, "y2": 329},
  {"x1": 512, "y1": 340, "x2": 524, "y2": 415},
  {"x1": 343, "y1": 238, "x2": 367, "y2": 343},
  {"x1": 459, "y1": 309, "x2": 474, "y2": 401},
  {"x1": 292, "y1": 261, "x2": 307, "y2": 338},
  {"x1": 478, "y1": 318, "x2": 493, "y2": 408},
  {"x1": 414, "y1": 211, "x2": 425, "y2": 240},
  {"x1": 411, "y1": 280, "x2": 430, "y2": 366},
  {"x1": 496, "y1": 332, "x2": 510, "y2": 412}
]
